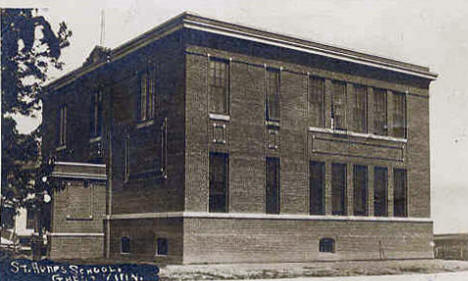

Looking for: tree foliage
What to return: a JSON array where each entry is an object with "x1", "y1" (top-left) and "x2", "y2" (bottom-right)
[{"x1": 1, "y1": 8, "x2": 72, "y2": 227}]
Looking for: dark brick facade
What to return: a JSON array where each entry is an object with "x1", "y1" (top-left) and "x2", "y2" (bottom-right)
[{"x1": 43, "y1": 12, "x2": 436, "y2": 263}]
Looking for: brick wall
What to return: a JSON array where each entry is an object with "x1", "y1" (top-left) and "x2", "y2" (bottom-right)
[{"x1": 183, "y1": 217, "x2": 433, "y2": 264}]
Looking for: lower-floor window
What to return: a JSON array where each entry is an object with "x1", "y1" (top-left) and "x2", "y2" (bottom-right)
[
  {"x1": 353, "y1": 165, "x2": 368, "y2": 216},
  {"x1": 121, "y1": 237, "x2": 130, "y2": 254},
  {"x1": 332, "y1": 163, "x2": 347, "y2": 216},
  {"x1": 374, "y1": 167, "x2": 388, "y2": 217},
  {"x1": 266, "y1": 157, "x2": 280, "y2": 214},
  {"x1": 209, "y1": 153, "x2": 229, "y2": 212},
  {"x1": 319, "y1": 238, "x2": 335, "y2": 253},
  {"x1": 393, "y1": 169, "x2": 407, "y2": 217},
  {"x1": 310, "y1": 161, "x2": 325, "y2": 215},
  {"x1": 156, "y1": 238, "x2": 168, "y2": 256}
]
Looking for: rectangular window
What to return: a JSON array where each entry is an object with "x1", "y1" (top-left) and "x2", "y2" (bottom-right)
[
  {"x1": 310, "y1": 161, "x2": 325, "y2": 215},
  {"x1": 90, "y1": 91, "x2": 103, "y2": 138},
  {"x1": 160, "y1": 117, "x2": 168, "y2": 179},
  {"x1": 309, "y1": 76, "x2": 325, "y2": 128},
  {"x1": 331, "y1": 81, "x2": 346, "y2": 130},
  {"x1": 394, "y1": 169, "x2": 407, "y2": 217},
  {"x1": 266, "y1": 157, "x2": 280, "y2": 214},
  {"x1": 124, "y1": 136, "x2": 130, "y2": 182},
  {"x1": 209, "y1": 153, "x2": 229, "y2": 212},
  {"x1": 373, "y1": 89, "x2": 387, "y2": 136},
  {"x1": 374, "y1": 167, "x2": 388, "y2": 217},
  {"x1": 156, "y1": 238, "x2": 168, "y2": 256},
  {"x1": 57, "y1": 105, "x2": 67, "y2": 146},
  {"x1": 139, "y1": 70, "x2": 155, "y2": 121},
  {"x1": 353, "y1": 165, "x2": 368, "y2": 216},
  {"x1": 209, "y1": 58, "x2": 229, "y2": 115},
  {"x1": 332, "y1": 163, "x2": 347, "y2": 215},
  {"x1": 392, "y1": 92, "x2": 406, "y2": 138},
  {"x1": 266, "y1": 68, "x2": 280, "y2": 122},
  {"x1": 353, "y1": 85, "x2": 368, "y2": 133}
]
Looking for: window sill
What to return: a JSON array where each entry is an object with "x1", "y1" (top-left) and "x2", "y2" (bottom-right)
[
  {"x1": 209, "y1": 113, "x2": 230, "y2": 121},
  {"x1": 265, "y1": 120, "x2": 280, "y2": 128},
  {"x1": 89, "y1": 136, "x2": 102, "y2": 143},
  {"x1": 66, "y1": 215, "x2": 93, "y2": 221},
  {"x1": 56, "y1": 145, "x2": 67, "y2": 152},
  {"x1": 136, "y1": 120, "x2": 154, "y2": 129},
  {"x1": 308, "y1": 127, "x2": 407, "y2": 143}
]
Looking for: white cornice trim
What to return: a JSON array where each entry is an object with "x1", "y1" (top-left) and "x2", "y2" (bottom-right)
[
  {"x1": 51, "y1": 172, "x2": 107, "y2": 180},
  {"x1": 308, "y1": 127, "x2": 407, "y2": 143},
  {"x1": 47, "y1": 232, "x2": 104, "y2": 237},
  {"x1": 46, "y1": 13, "x2": 436, "y2": 92},
  {"x1": 55, "y1": 161, "x2": 106, "y2": 168},
  {"x1": 107, "y1": 211, "x2": 432, "y2": 223}
]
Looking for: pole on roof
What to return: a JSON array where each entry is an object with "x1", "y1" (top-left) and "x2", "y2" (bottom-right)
[{"x1": 100, "y1": 9, "x2": 105, "y2": 46}]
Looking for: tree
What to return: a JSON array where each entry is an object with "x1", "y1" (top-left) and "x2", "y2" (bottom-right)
[{"x1": 1, "y1": 8, "x2": 72, "y2": 229}]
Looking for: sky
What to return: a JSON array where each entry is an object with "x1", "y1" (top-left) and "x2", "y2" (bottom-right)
[{"x1": 3, "y1": 0, "x2": 468, "y2": 234}]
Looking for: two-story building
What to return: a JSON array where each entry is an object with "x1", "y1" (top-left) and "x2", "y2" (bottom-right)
[{"x1": 43, "y1": 12, "x2": 437, "y2": 264}]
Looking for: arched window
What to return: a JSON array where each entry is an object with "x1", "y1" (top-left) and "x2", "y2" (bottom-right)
[
  {"x1": 319, "y1": 238, "x2": 335, "y2": 253},
  {"x1": 121, "y1": 237, "x2": 130, "y2": 254}
]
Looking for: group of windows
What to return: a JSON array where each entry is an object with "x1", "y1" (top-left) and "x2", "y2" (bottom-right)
[
  {"x1": 309, "y1": 161, "x2": 408, "y2": 217},
  {"x1": 120, "y1": 236, "x2": 168, "y2": 256},
  {"x1": 208, "y1": 57, "x2": 407, "y2": 138},
  {"x1": 209, "y1": 153, "x2": 407, "y2": 217}
]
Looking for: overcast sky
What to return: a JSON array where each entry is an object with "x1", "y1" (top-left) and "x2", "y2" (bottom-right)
[{"x1": 5, "y1": 0, "x2": 468, "y2": 234}]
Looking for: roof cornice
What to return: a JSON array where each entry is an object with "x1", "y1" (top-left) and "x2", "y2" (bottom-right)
[{"x1": 46, "y1": 11, "x2": 437, "y2": 92}]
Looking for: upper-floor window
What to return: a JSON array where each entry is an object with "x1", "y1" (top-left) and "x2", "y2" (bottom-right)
[
  {"x1": 90, "y1": 91, "x2": 103, "y2": 138},
  {"x1": 331, "y1": 81, "x2": 346, "y2": 130},
  {"x1": 352, "y1": 85, "x2": 368, "y2": 133},
  {"x1": 373, "y1": 88, "x2": 387, "y2": 136},
  {"x1": 266, "y1": 68, "x2": 280, "y2": 122},
  {"x1": 57, "y1": 105, "x2": 67, "y2": 146},
  {"x1": 309, "y1": 76, "x2": 325, "y2": 128},
  {"x1": 139, "y1": 69, "x2": 155, "y2": 121},
  {"x1": 392, "y1": 92, "x2": 406, "y2": 138},
  {"x1": 209, "y1": 58, "x2": 230, "y2": 115}
]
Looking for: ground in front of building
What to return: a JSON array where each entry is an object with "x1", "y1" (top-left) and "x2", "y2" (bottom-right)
[{"x1": 50, "y1": 258, "x2": 468, "y2": 280}]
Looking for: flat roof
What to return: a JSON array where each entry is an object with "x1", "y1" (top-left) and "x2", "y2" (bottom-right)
[{"x1": 46, "y1": 11, "x2": 437, "y2": 91}]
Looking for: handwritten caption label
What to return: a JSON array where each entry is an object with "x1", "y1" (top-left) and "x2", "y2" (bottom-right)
[{"x1": 1, "y1": 257, "x2": 159, "y2": 281}]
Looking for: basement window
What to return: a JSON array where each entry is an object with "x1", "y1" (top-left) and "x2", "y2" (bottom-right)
[
  {"x1": 319, "y1": 238, "x2": 335, "y2": 253},
  {"x1": 156, "y1": 238, "x2": 168, "y2": 256},
  {"x1": 121, "y1": 237, "x2": 130, "y2": 254}
]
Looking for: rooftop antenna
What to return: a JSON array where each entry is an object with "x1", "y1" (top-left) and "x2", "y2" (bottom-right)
[{"x1": 100, "y1": 9, "x2": 105, "y2": 46}]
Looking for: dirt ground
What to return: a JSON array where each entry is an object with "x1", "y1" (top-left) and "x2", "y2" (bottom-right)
[{"x1": 158, "y1": 259, "x2": 468, "y2": 281}]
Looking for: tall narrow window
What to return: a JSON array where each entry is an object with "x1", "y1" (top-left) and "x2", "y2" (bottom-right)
[
  {"x1": 90, "y1": 91, "x2": 103, "y2": 138},
  {"x1": 121, "y1": 237, "x2": 130, "y2": 254},
  {"x1": 394, "y1": 169, "x2": 407, "y2": 217},
  {"x1": 310, "y1": 161, "x2": 325, "y2": 215},
  {"x1": 353, "y1": 165, "x2": 368, "y2": 216},
  {"x1": 160, "y1": 118, "x2": 168, "y2": 179},
  {"x1": 209, "y1": 153, "x2": 228, "y2": 212},
  {"x1": 392, "y1": 92, "x2": 406, "y2": 138},
  {"x1": 353, "y1": 85, "x2": 368, "y2": 133},
  {"x1": 331, "y1": 81, "x2": 346, "y2": 130},
  {"x1": 309, "y1": 76, "x2": 325, "y2": 128},
  {"x1": 332, "y1": 163, "x2": 346, "y2": 215},
  {"x1": 266, "y1": 157, "x2": 280, "y2": 214},
  {"x1": 374, "y1": 167, "x2": 388, "y2": 217},
  {"x1": 57, "y1": 105, "x2": 67, "y2": 146},
  {"x1": 374, "y1": 89, "x2": 387, "y2": 136},
  {"x1": 209, "y1": 58, "x2": 229, "y2": 115},
  {"x1": 156, "y1": 238, "x2": 168, "y2": 256},
  {"x1": 266, "y1": 68, "x2": 280, "y2": 122},
  {"x1": 139, "y1": 69, "x2": 155, "y2": 121},
  {"x1": 124, "y1": 136, "x2": 130, "y2": 182}
]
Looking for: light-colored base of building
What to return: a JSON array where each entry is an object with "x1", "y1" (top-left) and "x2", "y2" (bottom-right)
[{"x1": 108, "y1": 216, "x2": 434, "y2": 264}]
